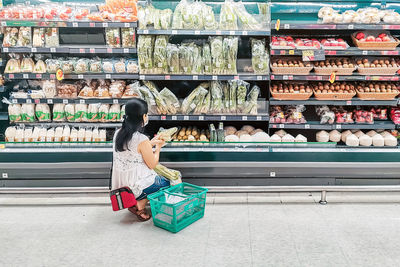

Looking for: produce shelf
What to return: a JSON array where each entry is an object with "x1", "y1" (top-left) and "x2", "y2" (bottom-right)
[
  {"x1": 271, "y1": 20, "x2": 400, "y2": 30},
  {"x1": 270, "y1": 74, "x2": 400, "y2": 82},
  {"x1": 4, "y1": 73, "x2": 139, "y2": 80},
  {"x1": 1, "y1": 46, "x2": 137, "y2": 54},
  {"x1": 137, "y1": 29, "x2": 271, "y2": 36},
  {"x1": 139, "y1": 74, "x2": 269, "y2": 81},
  {"x1": 269, "y1": 98, "x2": 398, "y2": 106},
  {"x1": 9, "y1": 98, "x2": 133, "y2": 105},
  {"x1": 0, "y1": 20, "x2": 137, "y2": 28},
  {"x1": 270, "y1": 48, "x2": 400, "y2": 56},
  {"x1": 269, "y1": 121, "x2": 396, "y2": 130},
  {"x1": 148, "y1": 114, "x2": 269, "y2": 121},
  {"x1": 13, "y1": 122, "x2": 122, "y2": 128}
]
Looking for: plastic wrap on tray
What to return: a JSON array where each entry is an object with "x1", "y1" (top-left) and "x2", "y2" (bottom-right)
[
  {"x1": 179, "y1": 43, "x2": 193, "y2": 74},
  {"x1": 210, "y1": 37, "x2": 224, "y2": 75},
  {"x1": 126, "y1": 59, "x2": 139, "y2": 73},
  {"x1": 73, "y1": 58, "x2": 89, "y2": 74},
  {"x1": 114, "y1": 58, "x2": 126, "y2": 73},
  {"x1": 45, "y1": 28, "x2": 59, "y2": 47},
  {"x1": 223, "y1": 37, "x2": 238, "y2": 74},
  {"x1": 251, "y1": 38, "x2": 269, "y2": 74},
  {"x1": 61, "y1": 58, "x2": 75, "y2": 74},
  {"x1": 121, "y1": 28, "x2": 136, "y2": 48},
  {"x1": 17, "y1": 27, "x2": 32, "y2": 47},
  {"x1": 166, "y1": 43, "x2": 180, "y2": 74},
  {"x1": 219, "y1": 0, "x2": 238, "y2": 30},
  {"x1": 102, "y1": 59, "x2": 114, "y2": 73},
  {"x1": 3, "y1": 28, "x2": 19, "y2": 47},
  {"x1": 153, "y1": 36, "x2": 168, "y2": 74},
  {"x1": 45, "y1": 59, "x2": 61, "y2": 73},
  {"x1": 106, "y1": 28, "x2": 121, "y2": 48},
  {"x1": 89, "y1": 58, "x2": 102, "y2": 73},
  {"x1": 57, "y1": 82, "x2": 78, "y2": 98}
]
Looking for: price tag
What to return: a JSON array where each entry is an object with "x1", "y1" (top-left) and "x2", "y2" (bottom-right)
[
  {"x1": 184, "y1": 116, "x2": 189, "y2": 120},
  {"x1": 257, "y1": 116, "x2": 262, "y2": 121},
  {"x1": 165, "y1": 75, "x2": 170, "y2": 80},
  {"x1": 221, "y1": 116, "x2": 226, "y2": 121},
  {"x1": 139, "y1": 75, "x2": 145, "y2": 80},
  {"x1": 212, "y1": 76, "x2": 218, "y2": 80},
  {"x1": 199, "y1": 116, "x2": 204, "y2": 121},
  {"x1": 242, "y1": 116, "x2": 247, "y2": 121},
  {"x1": 172, "y1": 30, "x2": 178, "y2": 34},
  {"x1": 79, "y1": 48, "x2": 85, "y2": 54},
  {"x1": 124, "y1": 23, "x2": 130, "y2": 27},
  {"x1": 31, "y1": 47, "x2": 37, "y2": 52},
  {"x1": 336, "y1": 124, "x2": 342, "y2": 129},
  {"x1": 89, "y1": 48, "x2": 95, "y2": 53},
  {"x1": 102, "y1": 22, "x2": 108, "y2": 27},
  {"x1": 216, "y1": 30, "x2": 222, "y2": 35},
  {"x1": 113, "y1": 99, "x2": 119, "y2": 104},
  {"x1": 280, "y1": 50, "x2": 286, "y2": 55},
  {"x1": 161, "y1": 116, "x2": 166, "y2": 120},
  {"x1": 36, "y1": 74, "x2": 42, "y2": 79},
  {"x1": 79, "y1": 99, "x2": 85, "y2": 104},
  {"x1": 78, "y1": 74, "x2": 83, "y2": 79},
  {"x1": 171, "y1": 116, "x2": 177, "y2": 120},
  {"x1": 26, "y1": 99, "x2": 32, "y2": 104},
  {"x1": 34, "y1": 99, "x2": 40, "y2": 104},
  {"x1": 47, "y1": 99, "x2": 53, "y2": 104},
  {"x1": 120, "y1": 48, "x2": 128, "y2": 54},
  {"x1": 302, "y1": 49, "x2": 325, "y2": 61},
  {"x1": 9, "y1": 74, "x2": 14, "y2": 79},
  {"x1": 143, "y1": 30, "x2": 149, "y2": 34},
  {"x1": 279, "y1": 124, "x2": 285, "y2": 128},
  {"x1": 346, "y1": 100, "x2": 352, "y2": 105},
  {"x1": 1, "y1": 21, "x2": 6, "y2": 26},
  {"x1": 194, "y1": 30, "x2": 200, "y2": 35},
  {"x1": 72, "y1": 22, "x2": 78, "y2": 27},
  {"x1": 283, "y1": 75, "x2": 289, "y2": 80},
  {"x1": 89, "y1": 23, "x2": 95, "y2": 27},
  {"x1": 193, "y1": 75, "x2": 198, "y2": 80},
  {"x1": 289, "y1": 50, "x2": 295, "y2": 55},
  {"x1": 23, "y1": 74, "x2": 29, "y2": 79},
  {"x1": 63, "y1": 99, "x2": 68, "y2": 104},
  {"x1": 362, "y1": 50, "x2": 368, "y2": 55},
  {"x1": 284, "y1": 24, "x2": 290, "y2": 29},
  {"x1": 234, "y1": 75, "x2": 239, "y2": 80},
  {"x1": 106, "y1": 74, "x2": 111, "y2": 79},
  {"x1": 107, "y1": 48, "x2": 113, "y2": 53},
  {"x1": 275, "y1": 19, "x2": 280, "y2": 31},
  {"x1": 50, "y1": 48, "x2": 56, "y2": 53},
  {"x1": 184, "y1": 147, "x2": 189, "y2": 151},
  {"x1": 348, "y1": 24, "x2": 354, "y2": 29},
  {"x1": 50, "y1": 74, "x2": 55, "y2": 79},
  {"x1": 305, "y1": 124, "x2": 310, "y2": 129},
  {"x1": 11, "y1": 99, "x2": 17, "y2": 104},
  {"x1": 3, "y1": 47, "x2": 8, "y2": 52},
  {"x1": 257, "y1": 75, "x2": 262, "y2": 81},
  {"x1": 229, "y1": 31, "x2": 235, "y2": 35}
]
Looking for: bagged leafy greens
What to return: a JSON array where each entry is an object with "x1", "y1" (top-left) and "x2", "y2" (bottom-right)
[
  {"x1": 210, "y1": 37, "x2": 224, "y2": 75},
  {"x1": 167, "y1": 43, "x2": 180, "y2": 74},
  {"x1": 229, "y1": 80, "x2": 238, "y2": 113},
  {"x1": 139, "y1": 85, "x2": 158, "y2": 114},
  {"x1": 181, "y1": 85, "x2": 208, "y2": 114},
  {"x1": 223, "y1": 37, "x2": 238, "y2": 74},
  {"x1": 160, "y1": 9, "x2": 173, "y2": 30},
  {"x1": 143, "y1": 81, "x2": 169, "y2": 114},
  {"x1": 160, "y1": 87, "x2": 180, "y2": 114},
  {"x1": 193, "y1": 88, "x2": 208, "y2": 114},
  {"x1": 153, "y1": 35, "x2": 169, "y2": 74},
  {"x1": 236, "y1": 80, "x2": 250, "y2": 112},
  {"x1": 198, "y1": 91, "x2": 211, "y2": 114},
  {"x1": 203, "y1": 5, "x2": 218, "y2": 30},
  {"x1": 219, "y1": 0, "x2": 238, "y2": 30},
  {"x1": 191, "y1": 43, "x2": 203, "y2": 74},
  {"x1": 243, "y1": 85, "x2": 260, "y2": 114},
  {"x1": 179, "y1": 43, "x2": 193, "y2": 74},
  {"x1": 210, "y1": 81, "x2": 224, "y2": 113},
  {"x1": 138, "y1": 35, "x2": 155, "y2": 74},
  {"x1": 172, "y1": 0, "x2": 186, "y2": 29},
  {"x1": 222, "y1": 82, "x2": 230, "y2": 113},
  {"x1": 202, "y1": 43, "x2": 212, "y2": 74},
  {"x1": 251, "y1": 38, "x2": 269, "y2": 74},
  {"x1": 234, "y1": 2, "x2": 262, "y2": 30},
  {"x1": 191, "y1": 1, "x2": 204, "y2": 29},
  {"x1": 138, "y1": 5, "x2": 157, "y2": 29}
]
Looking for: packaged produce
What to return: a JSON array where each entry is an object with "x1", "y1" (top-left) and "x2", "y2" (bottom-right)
[
  {"x1": 166, "y1": 44, "x2": 179, "y2": 74},
  {"x1": 126, "y1": 59, "x2": 139, "y2": 73},
  {"x1": 74, "y1": 58, "x2": 89, "y2": 74},
  {"x1": 45, "y1": 28, "x2": 59, "y2": 47},
  {"x1": 197, "y1": 91, "x2": 211, "y2": 114},
  {"x1": 45, "y1": 59, "x2": 61, "y2": 73},
  {"x1": 316, "y1": 130, "x2": 329, "y2": 142},
  {"x1": 84, "y1": 128, "x2": 92, "y2": 142},
  {"x1": 282, "y1": 134, "x2": 295, "y2": 142},
  {"x1": 38, "y1": 128, "x2": 47, "y2": 142},
  {"x1": 192, "y1": 44, "x2": 203, "y2": 74},
  {"x1": 137, "y1": 35, "x2": 155, "y2": 73},
  {"x1": 114, "y1": 58, "x2": 126, "y2": 73},
  {"x1": 57, "y1": 83, "x2": 78, "y2": 98},
  {"x1": 359, "y1": 134, "x2": 372, "y2": 146},
  {"x1": 181, "y1": 85, "x2": 208, "y2": 114},
  {"x1": 87, "y1": 104, "x2": 99, "y2": 122},
  {"x1": 5, "y1": 58, "x2": 21, "y2": 73},
  {"x1": 251, "y1": 38, "x2": 269, "y2": 74},
  {"x1": 78, "y1": 85, "x2": 95, "y2": 98},
  {"x1": 65, "y1": 104, "x2": 75, "y2": 122},
  {"x1": 78, "y1": 128, "x2": 85, "y2": 142},
  {"x1": 329, "y1": 130, "x2": 341, "y2": 142},
  {"x1": 108, "y1": 104, "x2": 121, "y2": 122},
  {"x1": 372, "y1": 134, "x2": 384, "y2": 146},
  {"x1": 106, "y1": 28, "x2": 121, "y2": 48},
  {"x1": 384, "y1": 134, "x2": 397, "y2": 146},
  {"x1": 94, "y1": 82, "x2": 110, "y2": 98},
  {"x1": 143, "y1": 81, "x2": 168, "y2": 114},
  {"x1": 270, "y1": 134, "x2": 282, "y2": 142},
  {"x1": 99, "y1": 129, "x2": 107, "y2": 142},
  {"x1": 353, "y1": 109, "x2": 374, "y2": 124},
  {"x1": 154, "y1": 164, "x2": 181, "y2": 181},
  {"x1": 153, "y1": 35, "x2": 169, "y2": 74},
  {"x1": 203, "y1": 5, "x2": 218, "y2": 30},
  {"x1": 8, "y1": 104, "x2": 22, "y2": 122},
  {"x1": 98, "y1": 104, "x2": 110, "y2": 122},
  {"x1": 295, "y1": 134, "x2": 307, "y2": 142},
  {"x1": 210, "y1": 37, "x2": 224, "y2": 74},
  {"x1": 17, "y1": 27, "x2": 32, "y2": 47},
  {"x1": 89, "y1": 59, "x2": 102, "y2": 73},
  {"x1": 5, "y1": 127, "x2": 17, "y2": 142},
  {"x1": 223, "y1": 37, "x2": 238, "y2": 74},
  {"x1": 219, "y1": 0, "x2": 238, "y2": 30},
  {"x1": 295, "y1": 38, "x2": 321, "y2": 50},
  {"x1": 346, "y1": 134, "x2": 359, "y2": 146},
  {"x1": 121, "y1": 28, "x2": 136, "y2": 48},
  {"x1": 62, "y1": 126, "x2": 71, "y2": 142},
  {"x1": 92, "y1": 128, "x2": 99, "y2": 142},
  {"x1": 46, "y1": 128, "x2": 55, "y2": 143},
  {"x1": 43, "y1": 80, "x2": 56, "y2": 98},
  {"x1": 75, "y1": 104, "x2": 87, "y2": 122},
  {"x1": 102, "y1": 59, "x2": 114, "y2": 73},
  {"x1": 137, "y1": 5, "x2": 154, "y2": 29},
  {"x1": 29, "y1": 90, "x2": 45, "y2": 99},
  {"x1": 157, "y1": 127, "x2": 179, "y2": 141},
  {"x1": 160, "y1": 87, "x2": 180, "y2": 114},
  {"x1": 20, "y1": 57, "x2": 35, "y2": 73},
  {"x1": 35, "y1": 104, "x2": 51, "y2": 122},
  {"x1": 252, "y1": 132, "x2": 270, "y2": 142},
  {"x1": 158, "y1": 9, "x2": 173, "y2": 30},
  {"x1": 171, "y1": 0, "x2": 186, "y2": 29},
  {"x1": 234, "y1": 2, "x2": 262, "y2": 30},
  {"x1": 21, "y1": 104, "x2": 35, "y2": 122},
  {"x1": 123, "y1": 82, "x2": 142, "y2": 98},
  {"x1": 271, "y1": 36, "x2": 295, "y2": 49},
  {"x1": 33, "y1": 60, "x2": 46, "y2": 73},
  {"x1": 236, "y1": 80, "x2": 249, "y2": 112},
  {"x1": 210, "y1": 81, "x2": 223, "y2": 113},
  {"x1": 139, "y1": 85, "x2": 158, "y2": 114},
  {"x1": 228, "y1": 80, "x2": 237, "y2": 113},
  {"x1": 243, "y1": 85, "x2": 260, "y2": 115},
  {"x1": 120, "y1": 105, "x2": 125, "y2": 120},
  {"x1": 316, "y1": 106, "x2": 335, "y2": 125},
  {"x1": 109, "y1": 80, "x2": 125, "y2": 98},
  {"x1": 179, "y1": 43, "x2": 194, "y2": 74},
  {"x1": 53, "y1": 104, "x2": 65, "y2": 122},
  {"x1": 321, "y1": 38, "x2": 349, "y2": 50},
  {"x1": 202, "y1": 44, "x2": 212, "y2": 75},
  {"x1": 3, "y1": 28, "x2": 19, "y2": 47},
  {"x1": 23, "y1": 128, "x2": 33, "y2": 142}
]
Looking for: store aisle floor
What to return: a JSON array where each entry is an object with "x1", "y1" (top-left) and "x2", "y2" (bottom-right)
[{"x1": 1, "y1": 193, "x2": 400, "y2": 267}]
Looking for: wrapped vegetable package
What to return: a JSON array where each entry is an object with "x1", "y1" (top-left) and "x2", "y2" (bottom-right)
[
  {"x1": 222, "y1": 82, "x2": 230, "y2": 113},
  {"x1": 192, "y1": 43, "x2": 203, "y2": 74},
  {"x1": 202, "y1": 43, "x2": 212, "y2": 74},
  {"x1": 75, "y1": 104, "x2": 88, "y2": 122},
  {"x1": 8, "y1": 104, "x2": 22, "y2": 122},
  {"x1": 210, "y1": 37, "x2": 224, "y2": 74},
  {"x1": 43, "y1": 80, "x2": 56, "y2": 98},
  {"x1": 98, "y1": 104, "x2": 109, "y2": 122},
  {"x1": 223, "y1": 37, "x2": 238, "y2": 74},
  {"x1": 114, "y1": 58, "x2": 126, "y2": 73},
  {"x1": 45, "y1": 59, "x2": 60, "y2": 73},
  {"x1": 53, "y1": 104, "x2": 65, "y2": 122},
  {"x1": 20, "y1": 57, "x2": 35, "y2": 73},
  {"x1": 35, "y1": 104, "x2": 51, "y2": 122},
  {"x1": 203, "y1": 5, "x2": 218, "y2": 30},
  {"x1": 179, "y1": 43, "x2": 194, "y2": 74},
  {"x1": 121, "y1": 28, "x2": 136, "y2": 48},
  {"x1": 32, "y1": 28, "x2": 45, "y2": 47},
  {"x1": 234, "y1": 2, "x2": 262, "y2": 30},
  {"x1": 166, "y1": 43, "x2": 180, "y2": 74},
  {"x1": 159, "y1": 9, "x2": 173, "y2": 30},
  {"x1": 139, "y1": 85, "x2": 158, "y2": 114},
  {"x1": 126, "y1": 59, "x2": 139, "y2": 73},
  {"x1": 89, "y1": 59, "x2": 102, "y2": 73},
  {"x1": 210, "y1": 81, "x2": 224, "y2": 113},
  {"x1": 251, "y1": 38, "x2": 269, "y2": 74},
  {"x1": 153, "y1": 36, "x2": 169, "y2": 74},
  {"x1": 198, "y1": 91, "x2": 211, "y2": 114},
  {"x1": 123, "y1": 81, "x2": 143, "y2": 98},
  {"x1": 138, "y1": 35, "x2": 155, "y2": 74},
  {"x1": 5, "y1": 59, "x2": 21, "y2": 73},
  {"x1": 193, "y1": 88, "x2": 208, "y2": 115},
  {"x1": 45, "y1": 28, "x2": 59, "y2": 47},
  {"x1": 181, "y1": 85, "x2": 208, "y2": 114},
  {"x1": 17, "y1": 27, "x2": 32, "y2": 47},
  {"x1": 109, "y1": 104, "x2": 121, "y2": 122},
  {"x1": 143, "y1": 81, "x2": 168, "y2": 114},
  {"x1": 219, "y1": 0, "x2": 238, "y2": 30},
  {"x1": 65, "y1": 104, "x2": 75, "y2": 122},
  {"x1": 138, "y1": 5, "x2": 152, "y2": 29},
  {"x1": 3, "y1": 28, "x2": 19, "y2": 47},
  {"x1": 105, "y1": 28, "x2": 121, "y2": 48},
  {"x1": 228, "y1": 80, "x2": 238, "y2": 113},
  {"x1": 88, "y1": 104, "x2": 99, "y2": 122},
  {"x1": 172, "y1": 0, "x2": 186, "y2": 29},
  {"x1": 191, "y1": 1, "x2": 204, "y2": 29},
  {"x1": 160, "y1": 87, "x2": 180, "y2": 114},
  {"x1": 157, "y1": 127, "x2": 179, "y2": 141},
  {"x1": 33, "y1": 60, "x2": 46, "y2": 73},
  {"x1": 236, "y1": 80, "x2": 249, "y2": 112},
  {"x1": 243, "y1": 85, "x2": 260, "y2": 114},
  {"x1": 102, "y1": 59, "x2": 114, "y2": 73},
  {"x1": 154, "y1": 164, "x2": 182, "y2": 181},
  {"x1": 74, "y1": 58, "x2": 89, "y2": 74}
]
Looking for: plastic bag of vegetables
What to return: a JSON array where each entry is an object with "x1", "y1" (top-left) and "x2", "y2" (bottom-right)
[
  {"x1": 219, "y1": 0, "x2": 238, "y2": 30},
  {"x1": 236, "y1": 80, "x2": 250, "y2": 112},
  {"x1": 191, "y1": 1, "x2": 204, "y2": 29},
  {"x1": 153, "y1": 35, "x2": 168, "y2": 74},
  {"x1": 154, "y1": 164, "x2": 182, "y2": 182},
  {"x1": 181, "y1": 85, "x2": 208, "y2": 114},
  {"x1": 172, "y1": 0, "x2": 186, "y2": 29},
  {"x1": 160, "y1": 87, "x2": 180, "y2": 114},
  {"x1": 143, "y1": 81, "x2": 169, "y2": 115},
  {"x1": 138, "y1": 4, "x2": 156, "y2": 29},
  {"x1": 234, "y1": 2, "x2": 262, "y2": 30},
  {"x1": 159, "y1": 9, "x2": 173, "y2": 30},
  {"x1": 167, "y1": 43, "x2": 180, "y2": 74},
  {"x1": 210, "y1": 81, "x2": 224, "y2": 113},
  {"x1": 193, "y1": 88, "x2": 209, "y2": 115},
  {"x1": 251, "y1": 38, "x2": 269, "y2": 74},
  {"x1": 191, "y1": 43, "x2": 203, "y2": 74},
  {"x1": 137, "y1": 35, "x2": 155, "y2": 74},
  {"x1": 157, "y1": 127, "x2": 179, "y2": 141},
  {"x1": 229, "y1": 80, "x2": 238, "y2": 113},
  {"x1": 203, "y1": 5, "x2": 218, "y2": 30},
  {"x1": 210, "y1": 37, "x2": 224, "y2": 75},
  {"x1": 223, "y1": 37, "x2": 238, "y2": 74},
  {"x1": 139, "y1": 85, "x2": 158, "y2": 115},
  {"x1": 222, "y1": 82, "x2": 230, "y2": 113},
  {"x1": 197, "y1": 91, "x2": 211, "y2": 114},
  {"x1": 243, "y1": 85, "x2": 260, "y2": 114},
  {"x1": 179, "y1": 43, "x2": 193, "y2": 74},
  {"x1": 202, "y1": 43, "x2": 212, "y2": 74}
]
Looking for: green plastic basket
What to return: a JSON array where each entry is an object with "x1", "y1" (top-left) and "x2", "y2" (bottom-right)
[{"x1": 148, "y1": 183, "x2": 208, "y2": 233}]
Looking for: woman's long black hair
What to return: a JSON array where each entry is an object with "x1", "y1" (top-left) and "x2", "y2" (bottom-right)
[{"x1": 115, "y1": 98, "x2": 148, "y2": 152}]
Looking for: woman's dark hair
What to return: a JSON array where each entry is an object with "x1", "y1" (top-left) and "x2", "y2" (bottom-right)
[{"x1": 115, "y1": 98, "x2": 148, "y2": 152}]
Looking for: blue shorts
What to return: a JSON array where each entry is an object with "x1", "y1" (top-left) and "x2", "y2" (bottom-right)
[{"x1": 136, "y1": 175, "x2": 170, "y2": 200}]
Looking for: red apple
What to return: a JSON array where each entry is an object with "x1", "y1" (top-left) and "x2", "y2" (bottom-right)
[
  {"x1": 378, "y1": 33, "x2": 387, "y2": 39},
  {"x1": 337, "y1": 38, "x2": 344, "y2": 42},
  {"x1": 356, "y1": 32, "x2": 365, "y2": 40},
  {"x1": 366, "y1": 36, "x2": 375, "y2": 42},
  {"x1": 382, "y1": 36, "x2": 391, "y2": 42}
]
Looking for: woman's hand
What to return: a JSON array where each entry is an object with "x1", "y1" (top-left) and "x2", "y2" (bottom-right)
[
  {"x1": 150, "y1": 136, "x2": 162, "y2": 147},
  {"x1": 155, "y1": 139, "x2": 166, "y2": 150}
]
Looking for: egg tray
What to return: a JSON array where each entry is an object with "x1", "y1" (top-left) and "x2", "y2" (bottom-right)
[
  {"x1": 351, "y1": 35, "x2": 400, "y2": 50},
  {"x1": 357, "y1": 66, "x2": 399, "y2": 75},
  {"x1": 271, "y1": 65, "x2": 313, "y2": 75},
  {"x1": 313, "y1": 90, "x2": 356, "y2": 100},
  {"x1": 356, "y1": 90, "x2": 399, "y2": 100},
  {"x1": 314, "y1": 66, "x2": 356, "y2": 75},
  {"x1": 271, "y1": 91, "x2": 313, "y2": 100}
]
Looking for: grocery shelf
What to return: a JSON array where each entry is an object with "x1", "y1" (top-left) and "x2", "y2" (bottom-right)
[
  {"x1": 269, "y1": 121, "x2": 396, "y2": 130},
  {"x1": 1, "y1": 46, "x2": 137, "y2": 54},
  {"x1": 13, "y1": 122, "x2": 122, "y2": 128},
  {"x1": 270, "y1": 74, "x2": 400, "y2": 81},
  {"x1": 9, "y1": 98, "x2": 132, "y2": 105},
  {"x1": 269, "y1": 98, "x2": 398, "y2": 106},
  {"x1": 271, "y1": 20, "x2": 400, "y2": 30},
  {"x1": 0, "y1": 20, "x2": 137, "y2": 28},
  {"x1": 4, "y1": 73, "x2": 139, "y2": 80},
  {"x1": 139, "y1": 74, "x2": 269, "y2": 81},
  {"x1": 137, "y1": 29, "x2": 270, "y2": 36},
  {"x1": 270, "y1": 48, "x2": 400, "y2": 56},
  {"x1": 148, "y1": 114, "x2": 269, "y2": 121}
]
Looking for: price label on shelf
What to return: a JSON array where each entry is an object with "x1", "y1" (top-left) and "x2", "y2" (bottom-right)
[
  {"x1": 257, "y1": 116, "x2": 262, "y2": 121},
  {"x1": 234, "y1": 75, "x2": 239, "y2": 80},
  {"x1": 242, "y1": 31, "x2": 248, "y2": 35},
  {"x1": 143, "y1": 30, "x2": 149, "y2": 34},
  {"x1": 50, "y1": 48, "x2": 56, "y2": 53},
  {"x1": 34, "y1": 99, "x2": 40, "y2": 104},
  {"x1": 284, "y1": 24, "x2": 290, "y2": 29},
  {"x1": 3, "y1": 47, "x2": 8, "y2": 52},
  {"x1": 229, "y1": 31, "x2": 235, "y2": 35},
  {"x1": 26, "y1": 99, "x2": 32, "y2": 104},
  {"x1": 346, "y1": 100, "x2": 352, "y2": 105},
  {"x1": 194, "y1": 30, "x2": 200, "y2": 35},
  {"x1": 347, "y1": 24, "x2": 354, "y2": 29},
  {"x1": 23, "y1": 74, "x2": 29, "y2": 79},
  {"x1": 63, "y1": 99, "x2": 68, "y2": 104},
  {"x1": 302, "y1": 49, "x2": 325, "y2": 61},
  {"x1": 89, "y1": 23, "x2": 95, "y2": 27},
  {"x1": 72, "y1": 22, "x2": 78, "y2": 27},
  {"x1": 107, "y1": 48, "x2": 113, "y2": 53},
  {"x1": 279, "y1": 124, "x2": 285, "y2": 128},
  {"x1": 305, "y1": 124, "x2": 310, "y2": 129},
  {"x1": 289, "y1": 50, "x2": 295, "y2": 55},
  {"x1": 212, "y1": 76, "x2": 218, "y2": 80},
  {"x1": 89, "y1": 48, "x2": 95, "y2": 54},
  {"x1": 78, "y1": 74, "x2": 83, "y2": 79},
  {"x1": 123, "y1": 48, "x2": 129, "y2": 53},
  {"x1": 47, "y1": 99, "x2": 53, "y2": 104},
  {"x1": 8, "y1": 74, "x2": 14, "y2": 79},
  {"x1": 171, "y1": 30, "x2": 178, "y2": 34},
  {"x1": 102, "y1": 22, "x2": 108, "y2": 27},
  {"x1": 161, "y1": 116, "x2": 166, "y2": 120},
  {"x1": 50, "y1": 74, "x2": 55, "y2": 79},
  {"x1": 220, "y1": 116, "x2": 226, "y2": 121},
  {"x1": 242, "y1": 116, "x2": 247, "y2": 121},
  {"x1": 199, "y1": 116, "x2": 204, "y2": 121},
  {"x1": 165, "y1": 75, "x2": 171, "y2": 80},
  {"x1": 1, "y1": 21, "x2": 6, "y2": 27},
  {"x1": 336, "y1": 124, "x2": 342, "y2": 129},
  {"x1": 113, "y1": 99, "x2": 119, "y2": 104},
  {"x1": 11, "y1": 99, "x2": 17, "y2": 104},
  {"x1": 257, "y1": 75, "x2": 262, "y2": 80},
  {"x1": 31, "y1": 47, "x2": 37, "y2": 53},
  {"x1": 79, "y1": 99, "x2": 85, "y2": 104},
  {"x1": 139, "y1": 75, "x2": 145, "y2": 80},
  {"x1": 362, "y1": 50, "x2": 368, "y2": 55},
  {"x1": 106, "y1": 74, "x2": 111, "y2": 79},
  {"x1": 216, "y1": 30, "x2": 222, "y2": 35},
  {"x1": 171, "y1": 116, "x2": 177, "y2": 120},
  {"x1": 193, "y1": 75, "x2": 198, "y2": 80},
  {"x1": 36, "y1": 74, "x2": 42, "y2": 79},
  {"x1": 184, "y1": 116, "x2": 189, "y2": 121},
  {"x1": 124, "y1": 23, "x2": 130, "y2": 27},
  {"x1": 79, "y1": 48, "x2": 85, "y2": 53}
]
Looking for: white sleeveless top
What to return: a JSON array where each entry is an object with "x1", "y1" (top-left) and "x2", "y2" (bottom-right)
[{"x1": 111, "y1": 130, "x2": 157, "y2": 197}]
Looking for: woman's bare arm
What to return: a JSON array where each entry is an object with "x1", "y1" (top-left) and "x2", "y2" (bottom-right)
[{"x1": 138, "y1": 139, "x2": 163, "y2": 169}]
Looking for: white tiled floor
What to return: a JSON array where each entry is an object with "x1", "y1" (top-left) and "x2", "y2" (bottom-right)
[{"x1": 1, "y1": 193, "x2": 400, "y2": 267}]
